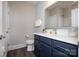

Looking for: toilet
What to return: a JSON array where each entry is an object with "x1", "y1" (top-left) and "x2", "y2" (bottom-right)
[{"x1": 26, "y1": 39, "x2": 34, "y2": 51}]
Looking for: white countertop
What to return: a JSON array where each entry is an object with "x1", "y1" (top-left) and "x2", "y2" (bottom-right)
[{"x1": 34, "y1": 33, "x2": 78, "y2": 45}]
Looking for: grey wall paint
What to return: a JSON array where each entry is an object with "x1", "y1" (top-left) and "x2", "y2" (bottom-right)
[{"x1": 8, "y1": 2, "x2": 35, "y2": 46}]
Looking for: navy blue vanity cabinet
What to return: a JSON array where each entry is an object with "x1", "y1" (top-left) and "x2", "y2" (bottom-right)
[
  {"x1": 51, "y1": 39, "x2": 68, "y2": 57},
  {"x1": 52, "y1": 39, "x2": 78, "y2": 57},
  {"x1": 39, "y1": 41, "x2": 51, "y2": 57},
  {"x1": 34, "y1": 40, "x2": 40, "y2": 57},
  {"x1": 39, "y1": 36, "x2": 51, "y2": 46},
  {"x1": 34, "y1": 35, "x2": 40, "y2": 57},
  {"x1": 34, "y1": 34, "x2": 78, "y2": 57},
  {"x1": 34, "y1": 35, "x2": 51, "y2": 57},
  {"x1": 39, "y1": 36, "x2": 51, "y2": 57},
  {"x1": 51, "y1": 48, "x2": 68, "y2": 57}
]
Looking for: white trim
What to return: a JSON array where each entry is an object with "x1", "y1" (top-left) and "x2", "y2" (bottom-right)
[{"x1": 8, "y1": 43, "x2": 27, "y2": 51}]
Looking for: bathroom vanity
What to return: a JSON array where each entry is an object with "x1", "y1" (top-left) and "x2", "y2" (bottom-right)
[
  {"x1": 34, "y1": 1, "x2": 78, "y2": 57},
  {"x1": 34, "y1": 33, "x2": 78, "y2": 57}
]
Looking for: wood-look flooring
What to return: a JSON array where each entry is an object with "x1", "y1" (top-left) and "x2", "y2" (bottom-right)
[{"x1": 7, "y1": 47, "x2": 35, "y2": 57}]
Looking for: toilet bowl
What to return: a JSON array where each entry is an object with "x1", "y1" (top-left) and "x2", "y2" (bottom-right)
[{"x1": 26, "y1": 39, "x2": 34, "y2": 51}]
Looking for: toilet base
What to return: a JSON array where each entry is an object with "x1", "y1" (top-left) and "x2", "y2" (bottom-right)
[{"x1": 27, "y1": 45, "x2": 34, "y2": 51}]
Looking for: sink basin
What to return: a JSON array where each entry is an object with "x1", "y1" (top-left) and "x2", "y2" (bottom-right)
[{"x1": 43, "y1": 29, "x2": 56, "y2": 35}]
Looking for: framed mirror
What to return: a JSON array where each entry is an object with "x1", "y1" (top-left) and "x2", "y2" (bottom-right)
[{"x1": 45, "y1": 1, "x2": 78, "y2": 29}]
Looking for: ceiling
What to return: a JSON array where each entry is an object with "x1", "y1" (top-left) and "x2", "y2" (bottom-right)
[
  {"x1": 8, "y1": 1, "x2": 40, "y2": 6},
  {"x1": 25, "y1": 1, "x2": 39, "y2": 5},
  {"x1": 47, "y1": 1, "x2": 77, "y2": 10}
]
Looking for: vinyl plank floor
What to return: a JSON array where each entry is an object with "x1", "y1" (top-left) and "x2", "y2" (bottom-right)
[{"x1": 7, "y1": 47, "x2": 35, "y2": 57}]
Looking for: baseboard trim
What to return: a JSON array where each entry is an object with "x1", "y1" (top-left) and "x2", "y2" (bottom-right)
[{"x1": 8, "y1": 43, "x2": 27, "y2": 51}]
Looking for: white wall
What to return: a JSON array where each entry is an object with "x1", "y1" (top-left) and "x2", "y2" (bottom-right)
[
  {"x1": 71, "y1": 8, "x2": 78, "y2": 27},
  {"x1": 0, "y1": 1, "x2": 9, "y2": 56},
  {"x1": 2, "y1": 2, "x2": 9, "y2": 35},
  {"x1": 8, "y1": 2, "x2": 35, "y2": 50},
  {"x1": 3, "y1": 2, "x2": 10, "y2": 46},
  {"x1": 34, "y1": 1, "x2": 57, "y2": 33},
  {"x1": 0, "y1": 1, "x2": 2, "y2": 35},
  {"x1": 0, "y1": 1, "x2": 9, "y2": 37}
]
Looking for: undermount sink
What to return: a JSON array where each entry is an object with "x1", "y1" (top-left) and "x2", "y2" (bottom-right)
[{"x1": 43, "y1": 29, "x2": 56, "y2": 35}]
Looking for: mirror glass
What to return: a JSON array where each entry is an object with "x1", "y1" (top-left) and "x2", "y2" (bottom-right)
[{"x1": 45, "y1": 1, "x2": 78, "y2": 29}]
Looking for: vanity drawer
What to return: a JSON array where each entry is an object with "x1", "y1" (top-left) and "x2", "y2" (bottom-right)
[
  {"x1": 51, "y1": 48, "x2": 68, "y2": 57},
  {"x1": 34, "y1": 45, "x2": 40, "y2": 57},
  {"x1": 40, "y1": 36, "x2": 51, "y2": 46},
  {"x1": 53, "y1": 39, "x2": 77, "y2": 49},
  {"x1": 54, "y1": 45, "x2": 69, "y2": 54},
  {"x1": 39, "y1": 42, "x2": 51, "y2": 57}
]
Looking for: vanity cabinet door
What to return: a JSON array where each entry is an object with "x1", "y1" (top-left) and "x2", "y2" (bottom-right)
[
  {"x1": 51, "y1": 48, "x2": 68, "y2": 57},
  {"x1": 34, "y1": 35, "x2": 40, "y2": 57},
  {"x1": 34, "y1": 45, "x2": 40, "y2": 57},
  {"x1": 51, "y1": 39, "x2": 68, "y2": 57},
  {"x1": 39, "y1": 42, "x2": 51, "y2": 57},
  {"x1": 40, "y1": 36, "x2": 51, "y2": 46},
  {"x1": 34, "y1": 39, "x2": 40, "y2": 57},
  {"x1": 52, "y1": 39, "x2": 78, "y2": 57}
]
